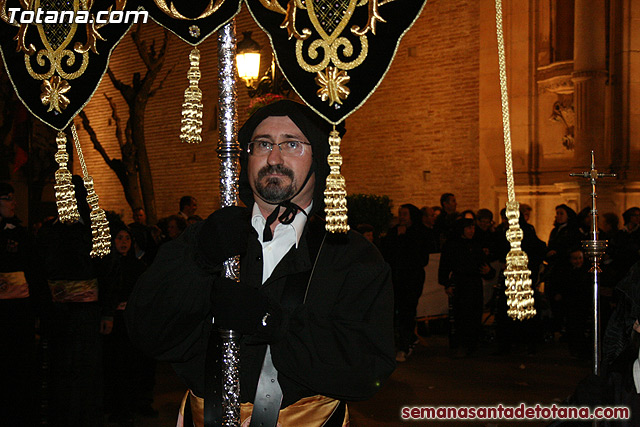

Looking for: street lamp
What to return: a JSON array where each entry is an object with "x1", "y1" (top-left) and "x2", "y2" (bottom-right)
[
  {"x1": 235, "y1": 31, "x2": 261, "y2": 88},
  {"x1": 235, "y1": 31, "x2": 290, "y2": 99}
]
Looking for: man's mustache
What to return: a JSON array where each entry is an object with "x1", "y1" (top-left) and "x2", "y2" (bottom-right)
[{"x1": 257, "y1": 164, "x2": 294, "y2": 181}]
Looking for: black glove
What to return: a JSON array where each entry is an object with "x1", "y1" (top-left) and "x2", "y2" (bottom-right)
[
  {"x1": 212, "y1": 277, "x2": 271, "y2": 334},
  {"x1": 198, "y1": 206, "x2": 255, "y2": 267}
]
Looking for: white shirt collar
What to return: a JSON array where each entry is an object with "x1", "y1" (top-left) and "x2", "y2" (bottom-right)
[{"x1": 251, "y1": 201, "x2": 312, "y2": 248}]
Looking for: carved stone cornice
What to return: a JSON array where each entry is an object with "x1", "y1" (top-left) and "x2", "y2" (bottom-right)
[
  {"x1": 571, "y1": 69, "x2": 608, "y2": 84},
  {"x1": 537, "y1": 60, "x2": 574, "y2": 95}
]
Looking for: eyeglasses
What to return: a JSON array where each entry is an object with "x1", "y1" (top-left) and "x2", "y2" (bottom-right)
[
  {"x1": 247, "y1": 140, "x2": 310, "y2": 157},
  {"x1": 0, "y1": 195, "x2": 14, "y2": 202}
]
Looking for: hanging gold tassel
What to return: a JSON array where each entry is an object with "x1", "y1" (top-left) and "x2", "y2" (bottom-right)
[
  {"x1": 495, "y1": 0, "x2": 535, "y2": 320},
  {"x1": 53, "y1": 131, "x2": 80, "y2": 223},
  {"x1": 503, "y1": 201, "x2": 536, "y2": 320},
  {"x1": 180, "y1": 47, "x2": 203, "y2": 144},
  {"x1": 71, "y1": 124, "x2": 111, "y2": 258},
  {"x1": 324, "y1": 129, "x2": 349, "y2": 233},
  {"x1": 83, "y1": 176, "x2": 111, "y2": 258}
]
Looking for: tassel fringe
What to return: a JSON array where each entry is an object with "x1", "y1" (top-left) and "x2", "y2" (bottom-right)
[
  {"x1": 504, "y1": 202, "x2": 536, "y2": 320},
  {"x1": 180, "y1": 47, "x2": 203, "y2": 144},
  {"x1": 83, "y1": 176, "x2": 111, "y2": 258},
  {"x1": 324, "y1": 129, "x2": 349, "y2": 233},
  {"x1": 70, "y1": 123, "x2": 111, "y2": 258},
  {"x1": 53, "y1": 131, "x2": 80, "y2": 223}
]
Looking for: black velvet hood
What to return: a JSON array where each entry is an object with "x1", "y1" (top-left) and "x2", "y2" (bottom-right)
[{"x1": 238, "y1": 100, "x2": 343, "y2": 216}]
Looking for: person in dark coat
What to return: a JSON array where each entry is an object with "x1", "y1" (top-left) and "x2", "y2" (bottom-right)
[
  {"x1": 439, "y1": 218, "x2": 495, "y2": 356},
  {"x1": 103, "y1": 223, "x2": 156, "y2": 425},
  {"x1": 0, "y1": 182, "x2": 48, "y2": 426},
  {"x1": 128, "y1": 207, "x2": 158, "y2": 265},
  {"x1": 434, "y1": 193, "x2": 459, "y2": 248},
  {"x1": 125, "y1": 100, "x2": 395, "y2": 426},
  {"x1": 492, "y1": 212, "x2": 547, "y2": 355},
  {"x1": 546, "y1": 204, "x2": 582, "y2": 268},
  {"x1": 381, "y1": 203, "x2": 430, "y2": 362},
  {"x1": 37, "y1": 176, "x2": 113, "y2": 427}
]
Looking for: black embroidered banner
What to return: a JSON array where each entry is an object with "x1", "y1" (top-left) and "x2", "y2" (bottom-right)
[
  {"x1": 0, "y1": 0, "x2": 139, "y2": 130},
  {"x1": 246, "y1": 0, "x2": 427, "y2": 124},
  {"x1": 140, "y1": 0, "x2": 241, "y2": 45}
]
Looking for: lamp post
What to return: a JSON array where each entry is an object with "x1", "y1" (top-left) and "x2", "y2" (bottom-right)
[
  {"x1": 235, "y1": 31, "x2": 290, "y2": 99},
  {"x1": 235, "y1": 31, "x2": 261, "y2": 89}
]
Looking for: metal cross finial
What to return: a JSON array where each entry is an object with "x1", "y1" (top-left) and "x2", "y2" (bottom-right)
[
  {"x1": 570, "y1": 151, "x2": 616, "y2": 242},
  {"x1": 569, "y1": 151, "x2": 616, "y2": 379}
]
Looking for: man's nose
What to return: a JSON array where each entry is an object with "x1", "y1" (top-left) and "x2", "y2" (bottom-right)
[{"x1": 267, "y1": 146, "x2": 284, "y2": 165}]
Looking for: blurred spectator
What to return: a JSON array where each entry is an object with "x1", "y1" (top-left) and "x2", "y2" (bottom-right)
[
  {"x1": 187, "y1": 215, "x2": 203, "y2": 226},
  {"x1": 103, "y1": 223, "x2": 157, "y2": 423},
  {"x1": 439, "y1": 218, "x2": 494, "y2": 357},
  {"x1": 164, "y1": 215, "x2": 187, "y2": 243},
  {"x1": 356, "y1": 223, "x2": 375, "y2": 244},
  {"x1": 520, "y1": 203, "x2": 533, "y2": 223},
  {"x1": 434, "y1": 193, "x2": 460, "y2": 248},
  {"x1": 461, "y1": 209, "x2": 476, "y2": 220},
  {"x1": 0, "y1": 182, "x2": 49, "y2": 426},
  {"x1": 420, "y1": 206, "x2": 439, "y2": 253},
  {"x1": 37, "y1": 176, "x2": 113, "y2": 426},
  {"x1": 128, "y1": 207, "x2": 158, "y2": 265},
  {"x1": 178, "y1": 196, "x2": 198, "y2": 220},
  {"x1": 475, "y1": 208, "x2": 497, "y2": 261},
  {"x1": 382, "y1": 204, "x2": 431, "y2": 362}
]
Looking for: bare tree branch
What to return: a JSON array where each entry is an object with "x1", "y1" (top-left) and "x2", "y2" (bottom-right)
[
  {"x1": 78, "y1": 110, "x2": 116, "y2": 169},
  {"x1": 149, "y1": 65, "x2": 174, "y2": 98},
  {"x1": 104, "y1": 93, "x2": 126, "y2": 149},
  {"x1": 131, "y1": 24, "x2": 153, "y2": 71},
  {"x1": 157, "y1": 29, "x2": 169, "y2": 63},
  {"x1": 106, "y1": 67, "x2": 127, "y2": 93}
]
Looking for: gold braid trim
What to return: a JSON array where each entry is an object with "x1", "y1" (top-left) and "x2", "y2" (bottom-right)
[
  {"x1": 71, "y1": 124, "x2": 111, "y2": 258},
  {"x1": 53, "y1": 131, "x2": 80, "y2": 223},
  {"x1": 496, "y1": 0, "x2": 535, "y2": 320},
  {"x1": 324, "y1": 129, "x2": 349, "y2": 233},
  {"x1": 180, "y1": 47, "x2": 203, "y2": 144}
]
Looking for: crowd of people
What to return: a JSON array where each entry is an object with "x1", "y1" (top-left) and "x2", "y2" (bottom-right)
[
  {"x1": 374, "y1": 192, "x2": 640, "y2": 367},
  {"x1": 5, "y1": 176, "x2": 640, "y2": 425},
  {"x1": 4, "y1": 102, "x2": 640, "y2": 426},
  {"x1": 0, "y1": 179, "x2": 204, "y2": 426},
  {"x1": 1, "y1": 100, "x2": 397, "y2": 426}
]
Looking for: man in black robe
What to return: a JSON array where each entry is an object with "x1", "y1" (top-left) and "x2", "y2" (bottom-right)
[{"x1": 125, "y1": 100, "x2": 395, "y2": 426}]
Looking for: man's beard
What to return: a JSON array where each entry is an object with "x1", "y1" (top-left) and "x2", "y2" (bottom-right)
[{"x1": 254, "y1": 164, "x2": 297, "y2": 204}]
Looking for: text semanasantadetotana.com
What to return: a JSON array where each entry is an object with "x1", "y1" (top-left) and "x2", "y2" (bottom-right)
[{"x1": 401, "y1": 403, "x2": 630, "y2": 421}]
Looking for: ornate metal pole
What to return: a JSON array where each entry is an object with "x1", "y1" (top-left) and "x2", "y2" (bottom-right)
[
  {"x1": 216, "y1": 20, "x2": 241, "y2": 427},
  {"x1": 570, "y1": 151, "x2": 615, "y2": 377}
]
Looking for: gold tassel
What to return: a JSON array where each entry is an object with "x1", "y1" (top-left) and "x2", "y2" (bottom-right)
[
  {"x1": 495, "y1": 0, "x2": 535, "y2": 320},
  {"x1": 53, "y1": 131, "x2": 80, "y2": 223},
  {"x1": 180, "y1": 47, "x2": 203, "y2": 144},
  {"x1": 324, "y1": 129, "x2": 349, "y2": 233},
  {"x1": 70, "y1": 124, "x2": 111, "y2": 258},
  {"x1": 503, "y1": 201, "x2": 536, "y2": 320},
  {"x1": 83, "y1": 176, "x2": 111, "y2": 258}
]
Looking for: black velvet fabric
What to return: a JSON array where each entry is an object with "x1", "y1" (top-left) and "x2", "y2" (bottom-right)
[
  {"x1": 0, "y1": 0, "x2": 136, "y2": 130},
  {"x1": 140, "y1": 0, "x2": 241, "y2": 45},
  {"x1": 245, "y1": 0, "x2": 428, "y2": 124}
]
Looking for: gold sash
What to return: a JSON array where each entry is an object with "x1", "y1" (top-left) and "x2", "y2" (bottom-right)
[
  {"x1": 0, "y1": 271, "x2": 29, "y2": 299},
  {"x1": 178, "y1": 390, "x2": 349, "y2": 427},
  {"x1": 48, "y1": 278, "x2": 99, "y2": 303}
]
